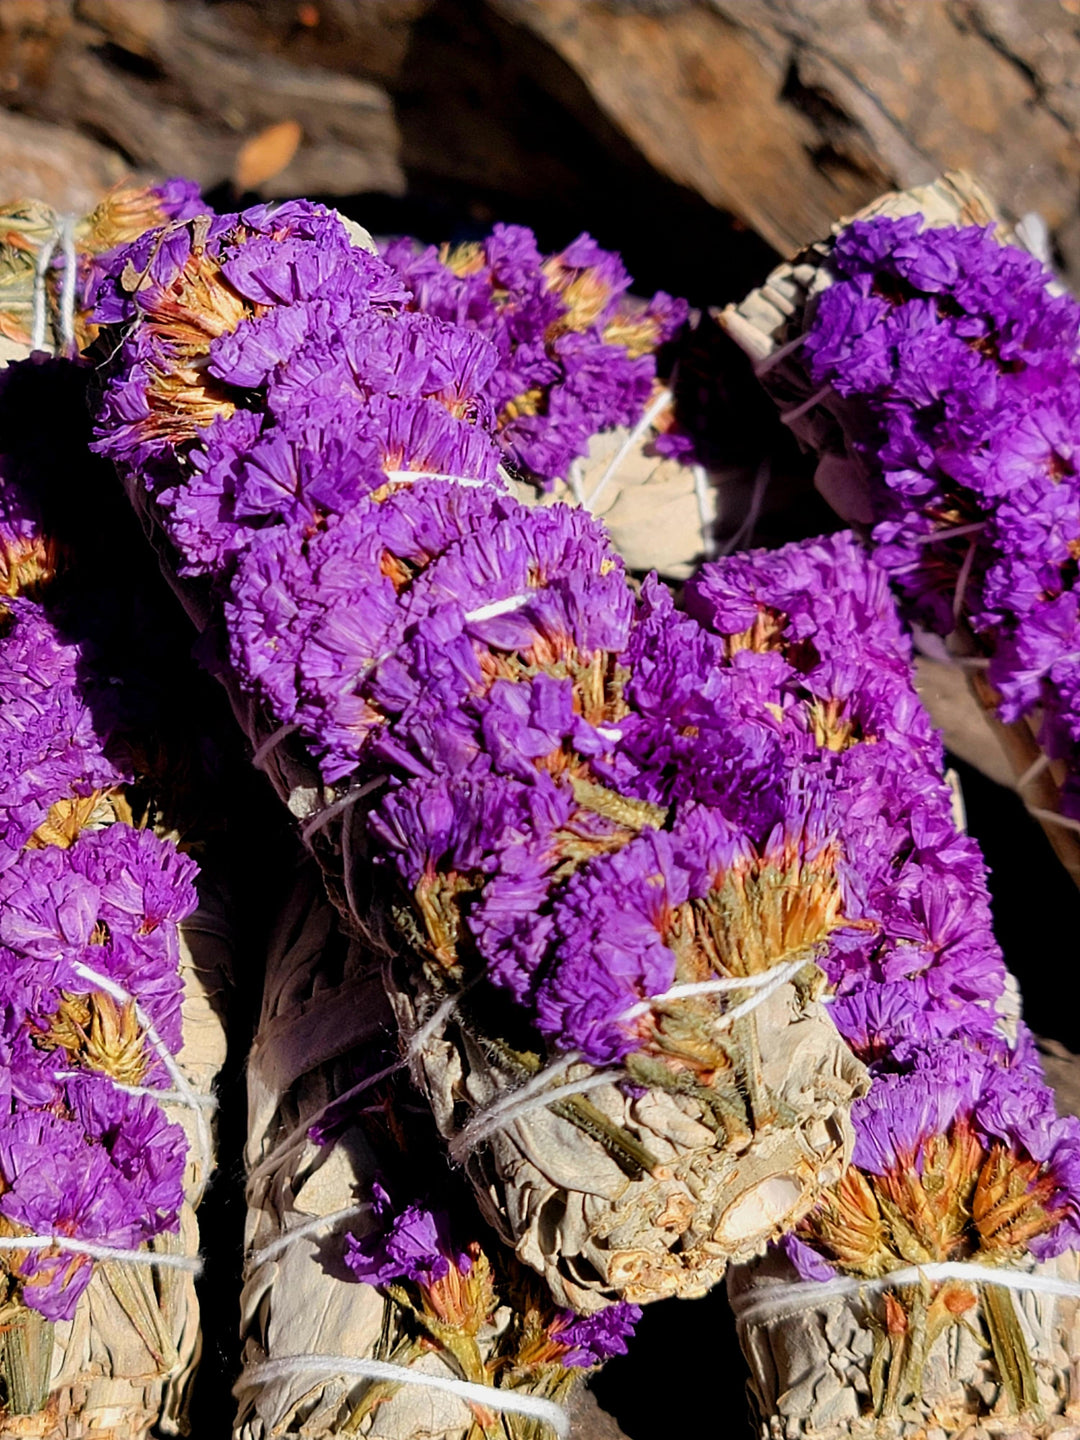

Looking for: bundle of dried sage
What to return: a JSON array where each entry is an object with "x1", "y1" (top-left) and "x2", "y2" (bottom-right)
[
  {"x1": 1, "y1": 346, "x2": 231, "y2": 1436},
  {"x1": 0, "y1": 179, "x2": 204, "y2": 361},
  {"x1": 718, "y1": 170, "x2": 1080, "y2": 890},
  {"x1": 89, "y1": 199, "x2": 870, "y2": 1316}
]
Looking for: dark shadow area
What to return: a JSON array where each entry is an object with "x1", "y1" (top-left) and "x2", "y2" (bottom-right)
[
  {"x1": 588, "y1": 1285, "x2": 750, "y2": 1436},
  {"x1": 947, "y1": 754, "x2": 1080, "y2": 1055}
]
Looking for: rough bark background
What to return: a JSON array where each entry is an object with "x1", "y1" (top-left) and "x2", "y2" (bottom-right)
[
  {"x1": 6, "y1": 1, "x2": 1080, "y2": 294},
  {"x1": 7, "y1": 4, "x2": 1080, "y2": 1436}
]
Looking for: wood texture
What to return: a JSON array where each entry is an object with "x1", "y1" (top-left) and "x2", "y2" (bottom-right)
[{"x1": 7, "y1": 2, "x2": 1080, "y2": 287}]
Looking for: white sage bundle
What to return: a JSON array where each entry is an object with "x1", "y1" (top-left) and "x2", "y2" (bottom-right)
[
  {"x1": 1, "y1": 338, "x2": 231, "y2": 1435},
  {"x1": 237, "y1": 862, "x2": 642, "y2": 1440},
  {"x1": 0, "y1": 178, "x2": 205, "y2": 363},
  {"x1": 88, "y1": 197, "x2": 873, "y2": 1320},
  {"x1": 730, "y1": 1226, "x2": 1080, "y2": 1438},
  {"x1": 0, "y1": 892, "x2": 230, "y2": 1440}
]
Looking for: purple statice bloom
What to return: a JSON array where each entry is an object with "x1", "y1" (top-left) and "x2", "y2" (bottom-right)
[
  {"x1": 0, "y1": 1104, "x2": 182, "y2": 1322},
  {"x1": 382, "y1": 224, "x2": 688, "y2": 486},
  {"x1": 156, "y1": 408, "x2": 266, "y2": 575},
  {"x1": 534, "y1": 828, "x2": 688, "y2": 1064},
  {"x1": 869, "y1": 1035, "x2": 1080, "y2": 1260},
  {"x1": 368, "y1": 769, "x2": 538, "y2": 900},
  {"x1": 225, "y1": 483, "x2": 520, "y2": 778},
  {"x1": 152, "y1": 176, "x2": 206, "y2": 221},
  {"x1": 395, "y1": 503, "x2": 626, "y2": 648},
  {"x1": 782, "y1": 1232, "x2": 839, "y2": 1283},
  {"x1": 67, "y1": 1076, "x2": 186, "y2": 1227},
  {"x1": 828, "y1": 975, "x2": 999, "y2": 1064},
  {"x1": 343, "y1": 1180, "x2": 471, "y2": 1288},
  {"x1": 799, "y1": 214, "x2": 1080, "y2": 798},
  {"x1": 0, "y1": 598, "x2": 127, "y2": 863},
  {"x1": 0, "y1": 828, "x2": 191, "y2": 1052},
  {"x1": 849, "y1": 1058, "x2": 983, "y2": 1178},
  {"x1": 551, "y1": 1301, "x2": 642, "y2": 1367},
  {"x1": 600, "y1": 574, "x2": 791, "y2": 820},
  {"x1": 990, "y1": 591, "x2": 1080, "y2": 724}
]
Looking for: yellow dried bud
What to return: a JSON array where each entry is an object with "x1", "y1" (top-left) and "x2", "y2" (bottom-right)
[
  {"x1": 0, "y1": 532, "x2": 62, "y2": 600},
  {"x1": 34, "y1": 991, "x2": 149, "y2": 1086},
  {"x1": 25, "y1": 788, "x2": 133, "y2": 851}
]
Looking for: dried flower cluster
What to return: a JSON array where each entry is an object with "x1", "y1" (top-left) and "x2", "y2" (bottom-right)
[
  {"x1": 729, "y1": 213, "x2": 1080, "y2": 1414},
  {"x1": 687, "y1": 531, "x2": 1080, "y2": 1380},
  {"x1": 341, "y1": 1167, "x2": 642, "y2": 1411},
  {"x1": 87, "y1": 202, "x2": 871, "y2": 1314},
  {"x1": 1, "y1": 359, "x2": 198, "y2": 1331},
  {"x1": 803, "y1": 215, "x2": 1080, "y2": 815},
  {"x1": 381, "y1": 226, "x2": 689, "y2": 485},
  {"x1": 88, "y1": 201, "x2": 856, "y2": 1076}
]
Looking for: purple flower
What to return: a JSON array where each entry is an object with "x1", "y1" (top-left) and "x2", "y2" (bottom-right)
[
  {"x1": 801, "y1": 213, "x2": 1080, "y2": 800},
  {"x1": 551, "y1": 1301, "x2": 642, "y2": 1367},
  {"x1": 382, "y1": 223, "x2": 688, "y2": 487},
  {"x1": 535, "y1": 828, "x2": 688, "y2": 1064},
  {"x1": 343, "y1": 1181, "x2": 471, "y2": 1288}
]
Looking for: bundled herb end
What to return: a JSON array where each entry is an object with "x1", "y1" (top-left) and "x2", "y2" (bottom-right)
[
  {"x1": 0, "y1": 351, "x2": 230, "y2": 1435},
  {"x1": 0, "y1": 179, "x2": 203, "y2": 361},
  {"x1": 730, "y1": 1034, "x2": 1080, "y2": 1437},
  {"x1": 90, "y1": 202, "x2": 868, "y2": 1311},
  {"x1": 238, "y1": 863, "x2": 637, "y2": 1440}
]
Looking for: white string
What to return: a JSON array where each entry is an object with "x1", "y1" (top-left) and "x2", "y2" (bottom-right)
[
  {"x1": 0, "y1": 1235, "x2": 201, "y2": 1274},
  {"x1": 754, "y1": 332, "x2": 806, "y2": 376},
  {"x1": 693, "y1": 463, "x2": 717, "y2": 561},
  {"x1": 251, "y1": 722, "x2": 300, "y2": 772},
  {"x1": 1016, "y1": 752, "x2": 1052, "y2": 791},
  {"x1": 52, "y1": 1068, "x2": 216, "y2": 1111},
  {"x1": 731, "y1": 1260, "x2": 1080, "y2": 1330},
  {"x1": 340, "y1": 780, "x2": 363, "y2": 930},
  {"x1": 58, "y1": 214, "x2": 78, "y2": 353},
  {"x1": 585, "y1": 387, "x2": 673, "y2": 512},
  {"x1": 464, "y1": 592, "x2": 532, "y2": 623},
  {"x1": 449, "y1": 956, "x2": 808, "y2": 1160},
  {"x1": 446, "y1": 1051, "x2": 584, "y2": 1163},
  {"x1": 70, "y1": 960, "x2": 212, "y2": 1203},
  {"x1": 617, "y1": 958, "x2": 807, "y2": 1023},
  {"x1": 912, "y1": 521, "x2": 986, "y2": 547},
  {"x1": 247, "y1": 987, "x2": 467, "y2": 1187},
  {"x1": 382, "y1": 469, "x2": 509, "y2": 494},
  {"x1": 31, "y1": 228, "x2": 59, "y2": 354},
  {"x1": 568, "y1": 458, "x2": 587, "y2": 507},
  {"x1": 300, "y1": 776, "x2": 386, "y2": 845},
  {"x1": 234, "y1": 1354, "x2": 569, "y2": 1438},
  {"x1": 952, "y1": 537, "x2": 978, "y2": 623},
  {"x1": 779, "y1": 383, "x2": 833, "y2": 426},
  {"x1": 247, "y1": 1203, "x2": 373, "y2": 1268},
  {"x1": 1027, "y1": 806, "x2": 1080, "y2": 836}
]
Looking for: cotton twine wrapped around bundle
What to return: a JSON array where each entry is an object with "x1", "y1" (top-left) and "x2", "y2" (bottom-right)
[
  {"x1": 91, "y1": 199, "x2": 870, "y2": 1315},
  {"x1": 726, "y1": 1041, "x2": 1080, "y2": 1440},
  {"x1": 729, "y1": 1248, "x2": 1080, "y2": 1440},
  {"x1": 719, "y1": 171, "x2": 1080, "y2": 891},
  {"x1": 0, "y1": 179, "x2": 204, "y2": 363}
]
